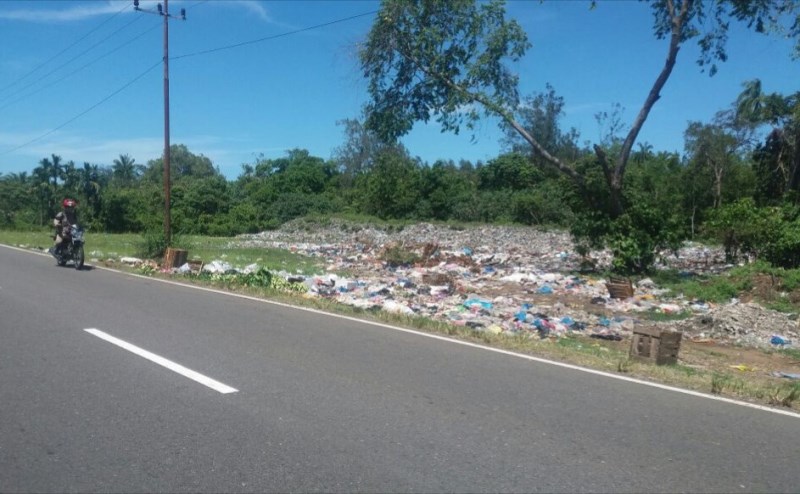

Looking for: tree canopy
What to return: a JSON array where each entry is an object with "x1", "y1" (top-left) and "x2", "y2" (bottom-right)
[{"x1": 359, "y1": 0, "x2": 799, "y2": 218}]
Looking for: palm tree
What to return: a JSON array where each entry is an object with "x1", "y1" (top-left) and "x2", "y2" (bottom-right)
[
  {"x1": 11, "y1": 171, "x2": 29, "y2": 184},
  {"x1": 112, "y1": 153, "x2": 139, "y2": 185},
  {"x1": 62, "y1": 160, "x2": 79, "y2": 193},
  {"x1": 33, "y1": 155, "x2": 65, "y2": 224},
  {"x1": 80, "y1": 162, "x2": 102, "y2": 218},
  {"x1": 736, "y1": 79, "x2": 800, "y2": 195},
  {"x1": 38, "y1": 154, "x2": 64, "y2": 187},
  {"x1": 634, "y1": 142, "x2": 654, "y2": 164}
]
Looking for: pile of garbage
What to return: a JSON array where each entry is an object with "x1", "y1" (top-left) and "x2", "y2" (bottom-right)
[
  {"x1": 223, "y1": 219, "x2": 797, "y2": 349},
  {"x1": 676, "y1": 302, "x2": 799, "y2": 348}
]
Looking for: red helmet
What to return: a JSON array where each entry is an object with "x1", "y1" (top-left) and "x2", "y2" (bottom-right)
[{"x1": 62, "y1": 198, "x2": 77, "y2": 209}]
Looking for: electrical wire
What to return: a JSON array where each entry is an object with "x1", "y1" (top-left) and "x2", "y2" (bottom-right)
[
  {"x1": 0, "y1": 60, "x2": 162, "y2": 157},
  {"x1": 0, "y1": 13, "x2": 148, "y2": 106},
  {"x1": 0, "y1": 20, "x2": 162, "y2": 113},
  {"x1": 1, "y1": 7, "x2": 378, "y2": 157},
  {"x1": 171, "y1": 10, "x2": 378, "y2": 61},
  {"x1": 0, "y1": 1, "x2": 130, "y2": 96}
]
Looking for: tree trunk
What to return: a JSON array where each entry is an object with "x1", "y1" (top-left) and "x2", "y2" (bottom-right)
[
  {"x1": 713, "y1": 163, "x2": 723, "y2": 208},
  {"x1": 610, "y1": 0, "x2": 690, "y2": 215},
  {"x1": 788, "y1": 127, "x2": 800, "y2": 193}
]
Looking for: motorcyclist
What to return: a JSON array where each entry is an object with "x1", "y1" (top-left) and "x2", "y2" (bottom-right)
[{"x1": 51, "y1": 198, "x2": 79, "y2": 256}]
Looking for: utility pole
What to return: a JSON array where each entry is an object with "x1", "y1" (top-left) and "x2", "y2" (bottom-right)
[{"x1": 134, "y1": 0, "x2": 185, "y2": 245}]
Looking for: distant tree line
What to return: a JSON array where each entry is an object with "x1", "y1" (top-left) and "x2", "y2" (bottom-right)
[
  {"x1": 2, "y1": 0, "x2": 798, "y2": 273},
  {"x1": 1, "y1": 82, "x2": 798, "y2": 273}
]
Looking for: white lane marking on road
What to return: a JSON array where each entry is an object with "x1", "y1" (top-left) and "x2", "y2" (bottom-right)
[
  {"x1": 93, "y1": 267, "x2": 800, "y2": 419},
  {"x1": 4, "y1": 244, "x2": 795, "y2": 418},
  {"x1": 84, "y1": 328, "x2": 238, "y2": 394}
]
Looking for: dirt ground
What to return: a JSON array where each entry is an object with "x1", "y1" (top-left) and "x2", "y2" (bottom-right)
[
  {"x1": 679, "y1": 340, "x2": 800, "y2": 376},
  {"x1": 591, "y1": 334, "x2": 799, "y2": 377},
  {"x1": 485, "y1": 283, "x2": 800, "y2": 396}
]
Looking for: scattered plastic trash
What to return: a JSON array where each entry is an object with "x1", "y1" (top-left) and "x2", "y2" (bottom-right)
[
  {"x1": 463, "y1": 298, "x2": 493, "y2": 310},
  {"x1": 242, "y1": 263, "x2": 261, "y2": 274},
  {"x1": 771, "y1": 372, "x2": 800, "y2": 380},
  {"x1": 382, "y1": 300, "x2": 414, "y2": 315},
  {"x1": 591, "y1": 332, "x2": 622, "y2": 341},
  {"x1": 771, "y1": 335, "x2": 792, "y2": 346},
  {"x1": 205, "y1": 219, "x2": 793, "y2": 348},
  {"x1": 396, "y1": 278, "x2": 415, "y2": 289},
  {"x1": 203, "y1": 260, "x2": 233, "y2": 274},
  {"x1": 659, "y1": 303, "x2": 682, "y2": 314},
  {"x1": 486, "y1": 325, "x2": 503, "y2": 335}
]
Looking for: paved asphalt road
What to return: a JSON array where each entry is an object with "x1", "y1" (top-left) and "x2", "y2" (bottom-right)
[{"x1": 1, "y1": 245, "x2": 798, "y2": 493}]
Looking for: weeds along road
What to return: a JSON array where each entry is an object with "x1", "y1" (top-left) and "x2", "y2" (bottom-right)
[{"x1": 1, "y1": 245, "x2": 799, "y2": 493}]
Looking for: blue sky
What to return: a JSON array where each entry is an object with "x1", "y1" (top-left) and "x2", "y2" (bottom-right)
[{"x1": 0, "y1": 0, "x2": 796, "y2": 179}]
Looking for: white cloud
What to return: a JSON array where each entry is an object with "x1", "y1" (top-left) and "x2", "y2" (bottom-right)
[
  {"x1": 226, "y1": 1, "x2": 272, "y2": 23},
  {"x1": 0, "y1": 1, "x2": 131, "y2": 23},
  {"x1": 0, "y1": 131, "x2": 162, "y2": 167},
  {"x1": 0, "y1": 1, "x2": 274, "y2": 24},
  {"x1": 0, "y1": 130, "x2": 296, "y2": 179}
]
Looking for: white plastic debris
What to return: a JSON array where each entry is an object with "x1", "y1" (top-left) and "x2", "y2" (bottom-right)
[
  {"x1": 242, "y1": 263, "x2": 261, "y2": 274},
  {"x1": 203, "y1": 260, "x2": 233, "y2": 273},
  {"x1": 382, "y1": 299, "x2": 414, "y2": 315}
]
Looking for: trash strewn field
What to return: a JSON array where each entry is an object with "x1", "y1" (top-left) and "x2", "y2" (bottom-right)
[{"x1": 224, "y1": 219, "x2": 799, "y2": 351}]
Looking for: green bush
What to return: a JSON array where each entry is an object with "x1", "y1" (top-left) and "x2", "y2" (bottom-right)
[
  {"x1": 135, "y1": 230, "x2": 186, "y2": 259},
  {"x1": 705, "y1": 199, "x2": 800, "y2": 269},
  {"x1": 379, "y1": 244, "x2": 420, "y2": 267},
  {"x1": 572, "y1": 201, "x2": 684, "y2": 275},
  {"x1": 704, "y1": 198, "x2": 772, "y2": 263},
  {"x1": 267, "y1": 192, "x2": 341, "y2": 225},
  {"x1": 781, "y1": 269, "x2": 800, "y2": 291},
  {"x1": 511, "y1": 187, "x2": 574, "y2": 226}
]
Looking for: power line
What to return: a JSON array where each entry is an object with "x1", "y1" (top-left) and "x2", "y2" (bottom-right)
[
  {"x1": 0, "y1": 7, "x2": 378, "y2": 157},
  {"x1": 0, "y1": 20, "x2": 162, "y2": 113},
  {"x1": 0, "y1": 2, "x2": 130, "y2": 96},
  {"x1": 0, "y1": 1, "x2": 208, "y2": 109},
  {"x1": 0, "y1": 60, "x2": 162, "y2": 157},
  {"x1": 171, "y1": 10, "x2": 378, "y2": 61},
  {"x1": 0, "y1": 13, "x2": 149, "y2": 105}
]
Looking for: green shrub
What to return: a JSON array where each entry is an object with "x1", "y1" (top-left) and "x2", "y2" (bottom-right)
[
  {"x1": 135, "y1": 230, "x2": 186, "y2": 259},
  {"x1": 781, "y1": 269, "x2": 800, "y2": 291},
  {"x1": 379, "y1": 244, "x2": 420, "y2": 267}
]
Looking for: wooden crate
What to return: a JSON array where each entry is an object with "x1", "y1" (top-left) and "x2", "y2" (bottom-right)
[
  {"x1": 630, "y1": 327, "x2": 682, "y2": 365},
  {"x1": 187, "y1": 260, "x2": 204, "y2": 273},
  {"x1": 162, "y1": 248, "x2": 188, "y2": 269},
  {"x1": 606, "y1": 276, "x2": 634, "y2": 299}
]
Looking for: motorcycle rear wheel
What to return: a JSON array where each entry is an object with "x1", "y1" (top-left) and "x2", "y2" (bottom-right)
[{"x1": 74, "y1": 245, "x2": 84, "y2": 270}]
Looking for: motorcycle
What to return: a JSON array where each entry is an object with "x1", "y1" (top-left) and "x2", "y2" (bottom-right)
[{"x1": 50, "y1": 224, "x2": 85, "y2": 270}]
